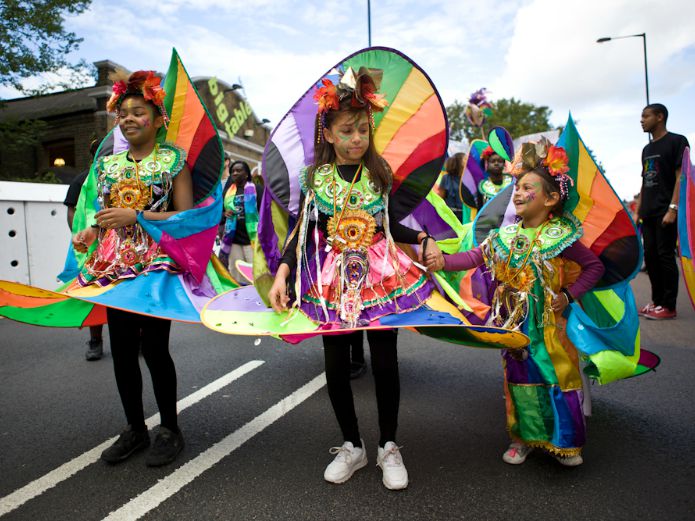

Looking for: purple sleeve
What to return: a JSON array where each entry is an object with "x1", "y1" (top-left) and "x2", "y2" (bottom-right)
[
  {"x1": 443, "y1": 247, "x2": 485, "y2": 271},
  {"x1": 561, "y1": 241, "x2": 605, "y2": 300}
]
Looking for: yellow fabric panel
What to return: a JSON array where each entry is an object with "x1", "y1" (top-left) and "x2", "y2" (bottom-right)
[{"x1": 373, "y1": 67, "x2": 432, "y2": 153}]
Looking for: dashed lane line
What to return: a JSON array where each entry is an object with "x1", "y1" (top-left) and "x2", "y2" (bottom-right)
[
  {"x1": 0, "y1": 360, "x2": 265, "y2": 517},
  {"x1": 103, "y1": 373, "x2": 327, "y2": 521}
]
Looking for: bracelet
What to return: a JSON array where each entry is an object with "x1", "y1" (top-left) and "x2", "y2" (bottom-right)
[
  {"x1": 561, "y1": 288, "x2": 574, "y2": 304},
  {"x1": 90, "y1": 224, "x2": 99, "y2": 229},
  {"x1": 419, "y1": 234, "x2": 434, "y2": 243},
  {"x1": 668, "y1": 203, "x2": 678, "y2": 212}
]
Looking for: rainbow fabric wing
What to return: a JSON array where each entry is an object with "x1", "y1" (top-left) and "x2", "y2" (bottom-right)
[
  {"x1": 470, "y1": 115, "x2": 658, "y2": 382},
  {"x1": 202, "y1": 47, "x2": 531, "y2": 349},
  {"x1": 459, "y1": 139, "x2": 488, "y2": 209},
  {"x1": 0, "y1": 49, "x2": 236, "y2": 327},
  {"x1": 254, "y1": 46, "x2": 448, "y2": 302},
  {"x1": 261, "y1": 46, "x2": 447, "y2": 248},
  {"x1": 202, "y1": 285, "x2": 529, "y2": 350},
  {"x1": 678, "y1": 147, "x2": 695, "y2": 310}
]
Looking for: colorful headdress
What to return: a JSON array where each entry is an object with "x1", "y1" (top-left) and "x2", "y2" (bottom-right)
[
  {"x1": 465, "y1": 88, "x2": 494, "y2": 128},
  {"x1": 481, "y1": 146, "x2": 497, "y2": 161},
  {"x1": 106, "y1": 69, "x2": 169, "y2": 127},
  {"x1": 511, "y1": 137, "x2": 573, "y2": 200},
  {"x1": 313, "y1": 66, "x2": 388, "y2": 142}
]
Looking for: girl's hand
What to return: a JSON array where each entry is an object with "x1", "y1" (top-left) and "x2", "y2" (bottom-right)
[
  {"x1": 72, "y1": 227, "x2": 98, "y2": 253},
  {"x1": 551, "y1": 292, "x2": 570, "y2": 313},
  {"x1": 425, "y1": 250, "x2": 445, "y2": 271},
  {"x1": 268, "y1": 276, "x2": 290, "y2": 313},
  {"x1": 95, "y1": 208, "x2": 137, "y2": 229}
]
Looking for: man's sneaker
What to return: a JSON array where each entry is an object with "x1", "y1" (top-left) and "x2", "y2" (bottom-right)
[
  {"x1": 101, "y1": 426, "x2": 150, "y2": 464},
  {"x1": 502, "y1": 442, "x2": 533, "y2": 465},
  {"x1": 85, "y1": 339, "x2": 103, "y2": 361},
  {"x1": 324, "y1": 440, "x2": 367, "y2": 484},
  {"x1": 376, "y1": 442, "x2": 408, "y2": 490},
  {"x1": 554, "y1": 453, "x2": 583, "y2": 467},
  {"x1": 637, "y1": 302, "x2": 655, "y2": 317},
  {"x1": 350, "y1": 361, "x2": 367, "y2": 380},
  {"x1": 146, "y1": 427, "x2": 184, "y2": 467},
  {"x1": 644, "y1": 305, "x2": 677, "y2": 320}
]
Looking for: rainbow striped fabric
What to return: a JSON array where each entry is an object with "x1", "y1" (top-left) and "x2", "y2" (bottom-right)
[
  {"x1": 679, "y1": 147, "x2": 695, "y2": 310},
  {"x1": 0, "y1": 49, "x2": 236, "y2": 327}
]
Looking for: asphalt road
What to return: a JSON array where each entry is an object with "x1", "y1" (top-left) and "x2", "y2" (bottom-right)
[{"x1": 0, "y1": 272, "x2": 693, "y2": 521}]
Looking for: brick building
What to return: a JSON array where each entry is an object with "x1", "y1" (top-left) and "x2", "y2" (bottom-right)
[{"x1": 0, "y1": 60, "x2": 272, "y2": 183}]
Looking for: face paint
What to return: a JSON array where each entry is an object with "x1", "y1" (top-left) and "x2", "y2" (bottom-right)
[
  {"x1": 142, "y1": 118, "x2": 151, "y2": 128},
  {"x1": 526, "y1": 190, "x2": 537, "y2": 202}
]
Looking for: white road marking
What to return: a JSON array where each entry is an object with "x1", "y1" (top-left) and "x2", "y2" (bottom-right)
[
  {"x1": 103, "y1": 373, "x2": 327, "y2": 521},
  {"x1": 0, "y1": 360, "x2": 264, "y2": 517}
]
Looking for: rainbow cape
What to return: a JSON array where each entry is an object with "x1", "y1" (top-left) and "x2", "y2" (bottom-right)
[
  {"x1": 0, "y1": 49, "x2": 236, "y2": 326},
  {"x1": 678, "y1": 146, "x2": 695, "y2": 310},
  {"x1": 201, "y1": 47, "x2": 529, "y2": 350},
  {"x1": 425, "y1": 115, "x2": 659, "y2": 383}
]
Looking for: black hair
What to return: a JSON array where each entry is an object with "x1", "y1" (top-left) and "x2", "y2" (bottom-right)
[
  {"x1": 444, "y1": 153, "x2": 465, "y2": 178},
  {"x1": 229, "y1": 160, "x2": 251, "y2": 177},
  {"x1": 645, "y1": 103, "x2": 668, "y2": 123}
]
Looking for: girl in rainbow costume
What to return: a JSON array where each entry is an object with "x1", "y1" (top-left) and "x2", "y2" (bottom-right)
[
  {"x1": 267, "y1": 67, "x2": 441, "y2": 489},
  {"x1": 427, "y1": 139, "x2": 603, "y2": 466}
]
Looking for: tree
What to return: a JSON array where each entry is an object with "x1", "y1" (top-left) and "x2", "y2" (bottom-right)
[
  {"x1": 0, "y1": 0, "x2": 92, "y2": 92},
  {"x1": 448, "y1": 97, "x2": 554, "y2": 142}
]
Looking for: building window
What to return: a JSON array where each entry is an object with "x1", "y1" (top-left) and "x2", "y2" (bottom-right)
[{"x1": 45, "y1": 139, "x2": 75, "y2": 168}]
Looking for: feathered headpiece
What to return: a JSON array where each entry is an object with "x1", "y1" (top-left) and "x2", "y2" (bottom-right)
[
  {"x1": 106, "y1": 69, "x2": 169, "y2": 127},
  {"x1": 481, "y1": 145, "x2": 497, "y2": 161},
  {"x1": 313, "y1": 66, "x2": 388, "y2": 142},
  {"x1": 511, "y1": 137, "x2": 573, "y2": 200},
  {"x1": 465, "y1": 87, "x2": 494, "y2": 128}
]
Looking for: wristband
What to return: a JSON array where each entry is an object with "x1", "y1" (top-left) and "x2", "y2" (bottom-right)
[
  {"x1": 668, "y1": 203, "x2": 678, "y2": 212},
  {"x1": 560, "y1": 288, "x2": 574, "y2": 304},
  {"x1": 90, "y1": 223, "x2": 99, "y2": 229}
]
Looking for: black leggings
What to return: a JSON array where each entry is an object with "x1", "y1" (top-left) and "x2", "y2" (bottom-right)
[
  {"x1": 106, "y1": 308, "x2": 178, "y2": 432},
  {"x1": 323, "y1": 329, "x2": 399, "y2": 448}
]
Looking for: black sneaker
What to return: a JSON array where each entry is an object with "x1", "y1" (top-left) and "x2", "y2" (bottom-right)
[
  {"x1": 101, "y1": 426, "x2": 150, "y2": 464},
  {"x1": 350, "y1": 361, "x2": 367, "y2": 380},
  {"x1": 146, "y1": 427, "x2": 184, "y2": 467},
  {"x1": 85, "y1": 339, "x2": 103, "y2": 361}
]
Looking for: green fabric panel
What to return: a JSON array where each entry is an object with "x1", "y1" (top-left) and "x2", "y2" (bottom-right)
[
  {"x1": 343, "y1": 49, "x2": 413, "y2": 128},
  {"x1": 526, "y1": 278, "x2": 559, "y2": 385},
  {"x1": 587, "y1": 331, "x2": 640, "y2": 384},
  {"x1": 508, "y1": 384, "x2": 554, "y2": 441},
  {"x1": 0, "y1": 299, "x2": 93, "y2": 328}
]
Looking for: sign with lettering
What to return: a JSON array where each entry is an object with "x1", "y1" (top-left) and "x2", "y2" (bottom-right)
[{"x1": 204, "y1": 77, "x2": 254, "y2": 138}]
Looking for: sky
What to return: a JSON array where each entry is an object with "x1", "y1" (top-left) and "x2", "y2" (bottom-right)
[{"x1": 3, "y1": 0, "x2": 695, "y2": 199}]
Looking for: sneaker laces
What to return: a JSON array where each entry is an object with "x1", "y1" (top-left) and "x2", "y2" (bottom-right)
[
  {"x1": 380, "y1": 445, "x2": 404, "y2": 467},
  {"x1": 329, "y1": 445, "x2": 354, "y2": 464}
]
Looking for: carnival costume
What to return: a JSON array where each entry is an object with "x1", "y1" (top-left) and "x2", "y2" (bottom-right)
[
  {"x1": 477, "y1": 145, "x2": 513, "y2": 205},
  {"x1": 431, "y1": 118, "x2": 660, "y2": 455},
  {"x1": 201, "y1": 48, "x2": 527, "y2": 351},
  {"x1": 0, "y1": 50, "x2": 234, "y2": 326},
  {"x1": 677, "y1": 147, "x2": 695, "y2": 310}
]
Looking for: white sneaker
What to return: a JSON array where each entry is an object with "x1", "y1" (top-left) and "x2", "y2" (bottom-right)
[
  {"x1": 323, "y1": 440, "x2": 367, "y2": 484},
  {"x1": 554, "y1": 453, "x2": 583, "y2": 467},
  {"x1": 377, "y1": 442, "x2": 408, "y2": 490},
  {"x1": 502, "y1": 442, "x2": 533, "y2": 465}
]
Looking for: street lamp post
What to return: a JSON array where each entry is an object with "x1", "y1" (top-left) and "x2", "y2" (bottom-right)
[
  {"x1": 367, "y1": 0, "x2": 372, "y2": 46},
  {"x1": 597, "y1": 33, "x2": 650, "y2": 106}
]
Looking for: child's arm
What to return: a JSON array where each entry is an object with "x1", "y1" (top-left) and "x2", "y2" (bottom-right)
[
  {"x1": 560, "y1": 241, "x2": 605, "y2": 301},
  {"x1": 426, "y1": 246, "x2": 485, "y2": 272}
]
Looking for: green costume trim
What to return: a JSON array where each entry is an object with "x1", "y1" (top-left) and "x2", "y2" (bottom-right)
[
  {"x1": 299, "y1": 163, "x2": 385, "y2": 217},
  {"x1": 492, "y1": 213, "x2": 583, "y2": 266}
]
